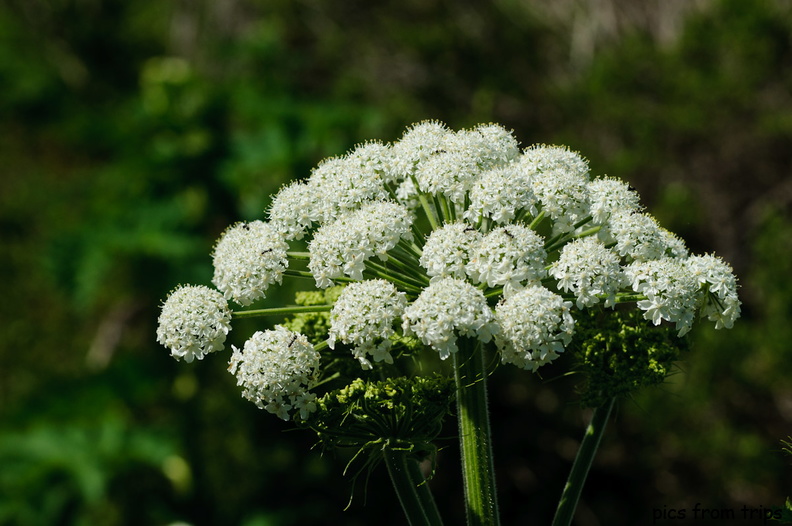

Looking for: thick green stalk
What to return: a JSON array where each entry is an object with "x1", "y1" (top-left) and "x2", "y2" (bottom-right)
[
  {"x1": 551, "y1": 397, "x2": 615, "y2": 526},
  {"x1": 407, "y1": 458, "x2": 444, "y2": 526},
  {"x1": 453, "y1": 338, "x2": 500, "y2": 526},
  {"x1": 232, "y1": 305, "x2": 332, "y2": 319},
  {"x1": 384, "y1": 447, "x2": 443, "y2": 526}
]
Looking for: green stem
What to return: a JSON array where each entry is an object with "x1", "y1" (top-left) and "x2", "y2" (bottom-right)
[
  {"x1": 408, "y1": 458, "x2": 444, "y2": 526},
  {"x1": 363, "y1": 260, "x2": 425, "y2": 293},
  {"x1": 528, "y1": 209, "x2": 546, "y2": 230},
  {"x1": 409, "y1": 174, "x2": 440, "y2": 231},
  {"x1": 232, "y1": 305, "x2": 332, "y2": 319},
  {"x1": 551, "y1": 397, "x2": 615, "y2": 526},
  {"x1": 453, "y1": 338, "x2": 500, "y2": 526},
  {"x1": 384, "y1": 447, "x2": 442, "y2": 526},
  {"x1": 283, "y1": 269, "x2": 357, "y2": 283}
]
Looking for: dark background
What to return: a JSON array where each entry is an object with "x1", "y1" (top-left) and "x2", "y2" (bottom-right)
[{"x1": 2, "y1": 0, "x2": 791, "y2": 524}]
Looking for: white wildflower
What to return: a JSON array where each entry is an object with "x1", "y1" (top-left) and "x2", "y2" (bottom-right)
[
  {"x1": 394, "y1": 177, "x2": 421, "y2": 210},
  {"x1": 520, "y1": 146, "x2": 591, "y2": 234},
  {"x1": 415, "y1": 126, "x2": 519, "y2": 203},
  {"x1": 588, "y1": 177, "x2": 641, "y2": 225},
  {"x1": 156, "y1": 285, "x2": 232, "y2": 363},
  {"x1": 268, "y1": 180, "x2": 321, "y2": 241},
  {"x1": 494, "y1": 285, "x2": 575, "y2": 372},
  {"x1": 469, "y1": 123, "x2": 521, "y2": 168},
  {"x1": 464, "y1": 164, "x2": 538, "y2": 224},
  {"x1": 390, "y1": 120, "x2": 451, "y2": 180},
  {"x1": 466, "y1": 224, "x2": 547, "y2": 295},
  {"x1": 328, "y1": 279, "x2": 407, "y2": 369},
  {"x1": 549, "y1": 237, "x2": 625, "y2": 308},
  {"x1": 212, "y1": 221, "x2": 289, "y2": 306},
  {"x1": 345, "y1": 140, "x2": 399, "y2": 185},
  {"x1": 402, "y1": 277, "x2": 496, "y2": 360},
  {"x1": 227, "y1": 326, "x2": 320, "y2": 421},
  {"x1": 659, "y1": 228, "x2": 689, "y2": 259},
  {"x1": 686, "y1": 254, "x2": 741, "y2": 329},
  {"x1": 306, "y1": 155, "x2": 389, "y2": 224},
  {"x1": 624, "y1": 258, "x2": 702, "y2": 336},
  {"x1": 420, "y1": 222, "x2": 483, "y2": 280},
  {"x1": 308, "y1": 201, "x2": 413, "y2": 288},
  {"x1": 520, "y1": 144, "x2": 589, "y2": 179},
  {"x1": 606, "y1": 211, "x2": 670, "y2": 262}
]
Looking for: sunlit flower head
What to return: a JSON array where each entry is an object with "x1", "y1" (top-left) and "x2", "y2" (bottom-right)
[
  {"x1": 228, "y1": 326, "x2": 320, "y2": 420},
  {"x1": 157, "y1": 284, "x2": 232, "y2": 362},
  {"x1": 212, "y1": 220, "x2": 289, "y2": 306}
]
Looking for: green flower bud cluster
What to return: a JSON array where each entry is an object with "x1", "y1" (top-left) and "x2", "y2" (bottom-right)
[
  {"x1": 304, "y1": 375, "x2": 454, "y2": 460},
  {"x1": 281, "y1": 286, "x2": 345, "y2": 344},
  {"x1": 573, "y1": 308, "x2": 688, "y2": 407}
]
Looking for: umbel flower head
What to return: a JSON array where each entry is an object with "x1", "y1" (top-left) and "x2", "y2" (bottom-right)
[
  {"x1": 156, "y1": 285, "x2": 231, "y2": 362},
  {"x1": 228, "y1": 326, "x2": 320, "y2": 421},
  {"x1": 157, "y1": 120, "x2": 742, "y2": 415}
]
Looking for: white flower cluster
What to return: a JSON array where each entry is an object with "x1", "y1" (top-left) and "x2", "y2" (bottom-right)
[
  {"x1": 420, "y1": 222, "x2": 483, "y2": 280},
  {"x1": 494, "y1": 286, "x2": 575, "y2": 371},
  {"x1": 402, "y1": 278, "x2": 496, "y2": 360},
  {"x1": 413, "y1": 125, "x2": 521, "y2": 203},
  {"x1": 624, "y1": 258, "x2": 703, "y2": 336},
  {"x1": 268, "y1": 180, "x2": 319, "y2": 241},
  {"x1": 687, "y1": 255, "x2": 741, "y2": 330},
  {"x1": 550, "y1": 237, "x2": 625, "y2": 308},
  {"x1": 588, "y1": 177, "x2": 641, "y2": 224},
  {"x1": 228, "y1": 326, "x2": 320, "y2": 420},
  {"x1": 308, "y1": 201, "x2": 413, "y2": 288},
  {"x1": 212, "y1": 221, "x2": 289, "y2": 306},
  {"x1": 156, "y1": 285, "x2": 232, "y2": 363},
  {"x1": 464, "y1": 165, "x2": 538, "y2": 225},
  {"x1": 520, "y1": 145, "x2": 591, "y2": 234},
  {"x1": 159, "y1": 119, "x2": 742, "y2": 397},
  {"x1": 328, "y1": 279, "x2": 407, "y2": 369},
  {"x1": 466, "y1": 224, "x2": 546, "y2": 294},
  {"x1": 605, "y1": 212, "x2": 676, "y2": 262}
]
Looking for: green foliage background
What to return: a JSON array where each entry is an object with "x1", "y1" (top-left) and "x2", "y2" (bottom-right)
[{"x1": 1, "y1": 0, "x2": 791, "y2": 524}]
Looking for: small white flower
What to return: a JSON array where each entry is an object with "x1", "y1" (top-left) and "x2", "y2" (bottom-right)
[
  {"x1": 268, "y1": 180, "x2": 321, "y2": 240},
  {"x1": 402, "y1": 277, "x2": 496, "y2": 360},
  {"x1": 520, "y1": 146, "x2": 591, "y2": 234},
  {"x1": 156, "y1": 285, "x2": 231, "y2": 362},
  {"x1": 605, "y1": 211, "x2": 672, "y2": 262},
  {"x1": 686, "y1": 254, "x2": 741, "y2": 329},
  {"x1": 394, "y1": 177, "x2": 422, "y2": 210},
  {"x1": 464, "y1": 164, "x2": 538, "y2": 224},
  {"x1": 469, "y1": 123, "x2": 521, "y2": 169},
  {"x1": 414, "y1": 126, "x2": 520, "y2": 204},
  {"x1": 308, "y1": 201, "x2": 413, "y2": 288},
  {"x1": 345, "y1": 140, "x2": 399, "y2": 185},
  {"x1": 466, "y1": 224, "x2": 547, "y2": 295},
  {"x1": 520, "y1": 144, "x2": 590, "y2": 179},
  {"x1": 624, "y1": 258, "x2": 702, "y2": 335},
  {"x1": 494, "y1": 285, "x2": 575, "y2": 372},
  {"x1": 390, "y1": 120, "x2": 452, "y2": 180},
  {"x1": 307, "y1": 155, "x2": 390, "y2": 224},
  {"x1": 212, "y1": 221, "x2": 289, "y2": 306},
  {"x1": 420, "y1": 222, "x2": 483, "y2": 280},
  {"x1": 227, "y1": 326, "x2": 320, "y2": 421},
  {"x1": 659, "y1": 228, "x2": 689, "y2": 259},
  {"x1": 549, "y1": 237, "x2": 625, "y2": 308},
  {"x1": 328, "y1": 279, "x2": 407, "y2": 369},
  {"x1": 588, "y1": 177, "x2": 641, "y2": 225}
]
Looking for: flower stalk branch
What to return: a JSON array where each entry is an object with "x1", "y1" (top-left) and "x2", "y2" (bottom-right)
[
  {"x1": 383, "y1": 446, "x2": 444, "y2": 526},
  {"x1": 453, "y1": 338, "x2": 500, "y2": 526},
  {"x1": 551, "y1": 397, "x2": 615, "y2": 526}
]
